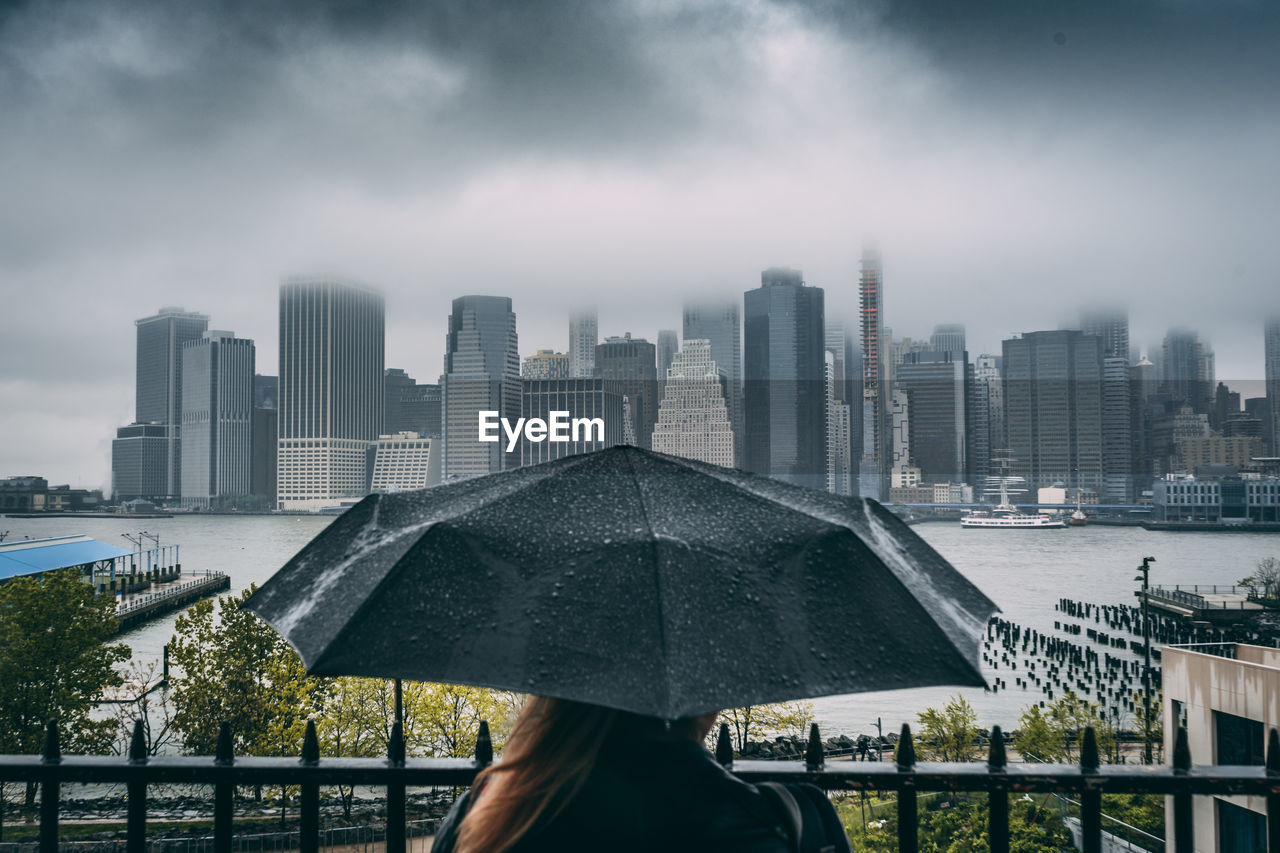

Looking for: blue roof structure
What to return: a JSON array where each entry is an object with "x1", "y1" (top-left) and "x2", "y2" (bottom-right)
[{"x1": 0, "y1": 535, "x2": 132, "y2": 581}]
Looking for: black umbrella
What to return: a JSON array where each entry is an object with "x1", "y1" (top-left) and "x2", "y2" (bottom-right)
[{"x1": 246, "y1": 446, "x2": 997, "y2": 719}]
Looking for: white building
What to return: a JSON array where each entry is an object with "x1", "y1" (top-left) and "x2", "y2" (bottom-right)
[
  {"x1": 1163, "y1": 644, "x2": 1279, "y2": 851},
  {"x1": 569, "y1": 310, "x2": 598, "y2": 379},
  {"x1": 371, "y1": 432, "x2": 441, "y2": 493},
  {"x1": 277, "y1": 278, "x2": 384, "y2": 511},
  {"x1": 650, "y1": 339, "x2": 734, "y2": 467},
  {"x1": 180, "y1": 331, "x2": 255, "y2": 508},
  {"x1": 826, "y1": 349, "x2": 853, "y2": 495}
]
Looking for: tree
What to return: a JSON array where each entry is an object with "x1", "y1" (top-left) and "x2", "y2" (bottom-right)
[
  {"x1": 110, "y1": 661, "x2": 178, "y2": 757},
  {"x1": 168, "y1": 587, "x2": 321, "y2": 759},
  {"x1": 722, "y1": 701, "x2": 815, "y2": 752},
  {"x1": 0, "y1": 569, "x2": 130, "y2": 805},
  {"x1": 1013, "y1": 692, "x2": 1118, "y2": 766},
  {"x1": 1013, "y1": 705, "x2": 1065, "y2": 763},
  {"x1": 1256, "y1": 557, "x2": 1280, "y2": 599},
  {"x1": 916, "y1": 696, "x2": 979, "y2": 762}
]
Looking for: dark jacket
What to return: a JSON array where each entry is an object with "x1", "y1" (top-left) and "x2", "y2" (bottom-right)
[{"x1": 430, "y1": 739, "x2": 790, "y2": 852}]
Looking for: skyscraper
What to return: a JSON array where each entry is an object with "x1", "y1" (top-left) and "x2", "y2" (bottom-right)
[
  {"x1": 929, "y1": 324, "x2": 966, "y2": 360},
  {"x1": 858, "y1": 249, "x2": 885, "y2": 499},
  {"x1": 1081, "y1": 308, "x2": 1130, "y2": 362},
  {"x1": 115, "y1": 306, "x2": 209, "y2": 500},
  {"x1": 652, "y1": 339, "x2": 734, "y2": 467},
  {"x1": 895, "y1": 351, "x2": 968, "y2": 485},
  {"x1": 657, "y1": 330, "x2": 679, "y2": 380},
  {"x1": 522, "y1": 349, "x2": 570, "y2": 379},
  {"x1": 569, "y1": 310, "x2": 598, "y2": 378},
  {"x1": 744, "y1": 267, "x2": 826, "y2": 490},
  {"x1": 1163, "y1": 328, "x2": 1210, "y2": 412},
  {"x1": 824, "y1": 349, "x2": 853, "y2": 494},
  {"x1": 519, "y1": 379, "x2": 625, "y2": 466},
  {"x1": 1002, "y1": 330, "x2": 1103, "y2": 494},
  {"x1": 277, "y1": 279, "x2": 385, "y2": 510},
  {"x1": 683, "y1": 301, "x2": 743, "y2": 466},
  {"x1": 1267, "y1": 318, "x2": 1280, "y2": 456},
  {"x1": 441, "y1": 295, "x2": 520, "y2": 480},
  {"x1": 1101, "y1": 355, "x2": 1133, "y2": 503},
  {"x1": 180, "y1": 331, "x2": 255, "y2": 508},
  {"x1": 594, "y1": 333, "x2": 658, "y2": 449}
]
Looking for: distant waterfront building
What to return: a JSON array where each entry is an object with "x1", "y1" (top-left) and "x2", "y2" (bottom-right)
[
  {"x1": 652, "y1": 339, "x2": 734, "y2": 468},
  {"x1": 1246, "y1": 395, "x2": 1273, "y2": 455},
  {"x1": 180, "y1": 331, "x2": 255, "y2": 509},
  {"x1": 683, "y1": 301, "x2": 743, "y2": 467},
  {"x1": 370, "y1": 432, "x2": 441, "y2": 492},
  {"x1": 1153, "y1": 474, "x2": 1280, "y2": 523},
  {"x1": 251, "y1": 406, "x2": 277, "y2": 506},
  {"x1": 522, "y1": 349, "x2": 570, "y2": 380},
  {"x1": 110, "y1": 307, "x2": 210, "y2": 502},
  {"x1": 858, "y1": 249, "x2": 886, "y2": 499},
  {"x1": 973, "y1": 354, "x2": 1004, "y2": 460},
  {"x1": 1176, "y1": 435, "x2": 1262, "y2": 475},
  {"x1": 595, "y1": 333, "x2": 658, "y2": 450},
  {"x1": 894, "y1": 351, "x2": 968, "y2": 485},
  {"x1": 110, "y1": 423, "x2": 169, "y2": 502},
  {"x1": 825, "y1": 349, "x2": 853, "y2": 494},
  {"x1": 890, "y1": 389, "x2": 910, "y2": 473},
  {"x1": 519, "y1": 378, "x2": 624, "y2": 466},
  {"x1": 569, "y1": 310, "x2": 598, "y2": 379},
  {"x1": 277, "y1": 278, "x2": 385, "y2": 511},
  {"x1": 441, "y1": 295, "x2": 520, "y2": 480},
  {"x1": 1163, "y1": 328, "x2": 1214, "y2": 414},
  {"x1": 1101, "y1": 355, "x2": 1134, "y2": 503},
  {"x1": 1267, "y1": 318, "x2": 1280, "y2": 456},
  {"x1": 383, "y1": 369, "x2": 441, "y2": 439},
  {"x1": 657, "y1": 330, "x2": 679, "y2": 380},
  {"x1": 744, "y1": 267, "x2": 826, "y2": 490},
  {"x1": 1002, "y1": 330, "x2": 1103, "y2": 494}
]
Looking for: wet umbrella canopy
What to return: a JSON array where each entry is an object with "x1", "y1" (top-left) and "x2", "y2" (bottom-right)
[{"x1": 246, "y1": 446, "x2": 997, "y2": 719}]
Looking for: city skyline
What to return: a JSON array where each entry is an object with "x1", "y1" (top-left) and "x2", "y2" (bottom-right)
[{"x1": 2, "y1": 0, "x2": 1279, "y2": 487}]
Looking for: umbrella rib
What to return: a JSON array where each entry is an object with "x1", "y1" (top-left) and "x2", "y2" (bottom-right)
[{"x1": 624, "y1": 449, "x2": 671, "y2": 717}]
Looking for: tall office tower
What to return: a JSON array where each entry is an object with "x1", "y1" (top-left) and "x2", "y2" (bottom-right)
[
  {"x1": 1213, "y1": 382, "x2": 1242, "y2": 432},
  {"x1": 253, "y1": 375, "x2": 279, "y2": 409},
  {"x1": 890, "y1": 389, "x2": 910, "y2": 471},
  {"x1": 929, "y1": 324, "x2": 966, "y2": 360},
  {"x1": 1246, "y1": 396, "x2": 1273, "y2": 455},
  {"x1": 277, "y1": 279, "x2": 385, "y2": 510},
  {"x1": 1129, "y1": 357, "x2": 1158, "y2": 493},
  {"x1": 826, "y1": 323, "x2": 859, "y2": 495},
  {"x1": 441, "y1": 295, "x2": 520, "y2": 480},
  {"x1": 569, "y1": 310, "x2": 598, "y2": 378},
  {"x1": 657, "y1": 330, "x2": 679, "y2": 380},
  {"x1": 522, "y1": 349, "x2": 570, "y2": 379},
  {"x1": 858, "y1": 249, "x2": 885, "y2": 499},
  {"x1": 1081, "y1": 308, "x2": 1130, "y2": 361},
  {"x1": 1101, "y1": 355, "x2": 1133, "y2": 503},
  {"x1": 1002, "y1": 330, "x2": 1103, "y2": 493},
  {"x1": 895, "y1": 351, "x2": 968, "y2": 485},
  {"x1": 594, "y1": 333, "x2": 658, "y2": 449},
  {"x1": 179, "y1": 331, "x2": 255, "y2": 508},
  {"x1": 1268, "y1": 318, "x2": 1280, "y2": 456},
  {"x1": 383, "y1": 369, "x2": 441, "y2": 438},
  {"x1": 651, "y1": 339, "x2": 735, "y2": 467},
  {"x1": 744, "y1": 267, "x2": 826, "y2": 490},
  {"x1": 824, "y1": 350, "x2": 853, "y2": 494},
  {"x1": 519, "y1": 379, "x2": 624, "y2": 466},
  {"x1": 251, "y1": 406, "x2": 277, "y2": 506},
  {"x1": 384, "y1": 368, "x2": 416, "y2": 434},
  {"x1": 113, "y1": 306, "x2": 210, "y2": 501},
  {"x1": 974, "y1": 353, "x2": 1004, "y2": 460},
  {"x1": 1162, "y1": 328, "x2": 1213, "y2": 413},
  {"x1": 966, "y1": 361, "x2": 990, "y2": 489},
  {"x1": 683, "y1": 301, "x2": 743, "y2": 466},
  {"x1": 110, "y1": 424, "x2": 168, "y2": 502}
]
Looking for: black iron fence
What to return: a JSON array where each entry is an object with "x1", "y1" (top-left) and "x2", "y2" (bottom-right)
[{"x1": 5, "y1": 718, "x2": 1280, "y2": 853}]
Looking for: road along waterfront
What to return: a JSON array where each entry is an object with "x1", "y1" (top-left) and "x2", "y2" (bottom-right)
[{"x1": 4, "y1": 513, "x2": 1278, "y2": 735}]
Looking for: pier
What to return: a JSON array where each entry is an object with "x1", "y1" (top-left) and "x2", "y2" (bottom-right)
[
  {"x1": 1139, "y1": 584, "x2": 1266, "y2": 623},
  {"x1": 115, "y1": 570, "x2": 230, "y2": 633}
]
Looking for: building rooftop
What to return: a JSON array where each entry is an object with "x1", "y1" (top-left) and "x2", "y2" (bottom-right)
[{"x1": 0, "y1": 534, "x2": 132, "y2": 581}]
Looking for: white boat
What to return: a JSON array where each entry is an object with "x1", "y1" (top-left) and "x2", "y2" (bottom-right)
[{"x1": 961, "y1": 453, "x2": 1065, "y2": 529}]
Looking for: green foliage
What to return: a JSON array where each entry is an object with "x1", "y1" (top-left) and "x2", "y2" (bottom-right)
[
  {"x1": 916, "y1": 696, "x2": 979, "y2": 762},
  {"x1": 1013, "y1": 705, "x2": 1064, "y2": 762},
  {"x1": 1100, "y1": 793, "x2": 1164, "y2": 839},
  {"x1": 721, "y1": 701, "x2": 815, "y2": 752},
  {"x1": 837, "y1": 793, "x2": 1074, "y2": 852},
  {"x1": 0, "y1": 569, "x2": 130, "y2": 756},
  {"x1": 1014, "y1": 691, "x2": 1115, "y2": 763},
  {"x1": 168, "y1": 587, "x2": 321, "y2": 757}
]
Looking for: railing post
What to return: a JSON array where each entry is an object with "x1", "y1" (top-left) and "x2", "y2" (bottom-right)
[
  {"x1": 214, "y1": 723, "x2": 234, "y2": 853},
  {"x1": 1080, "y1": 727, "x2": 1101, "y2": 853},
  {"x1": 123, "y1": 720, "x2": 148, "y2": 853},
  {"x1": 896, "y1": 723, "x2": 918, "y2": 853},
  {"x1": 805, "y1": 723, "x2": 824, "y2": 772},
  {"x1": 1172, "y1": 726, "x2": 1193, "y2": 851},
  {"x1": 475, "y1": 720, "x2": 493, "y2": 767},
  {"x1": 39, "y1": 721, "x2": 59, "y2": 853},
  {"x1": 386, "y1": 720, "x2": 406, "y2": 853},
  {"x1": 715, "y1": 722, "x2": 733, "y2": 767},
  {"x1": 987, "y1": 725, "x2": 1009, "y2": 853},
  {"x1": 300, "y1": 720, "x2": 319, "y2": 853},
  {"x1": 1268, "y1": 729, "x2": 1280, "y2": 853}
]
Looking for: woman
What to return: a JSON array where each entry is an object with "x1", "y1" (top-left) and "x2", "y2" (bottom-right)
[{"x1": 430, "y1": 696, "x2": 797, "y2": 852}]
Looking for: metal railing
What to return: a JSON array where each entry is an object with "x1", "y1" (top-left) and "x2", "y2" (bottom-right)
[
  {"x1": 1146, "y1": 586, "x2": 1260, "y2": 611},
  {"x1": 116, "y1": 574, "x2": 228, "y2": 618},
  {"x1": 5, "y1": 718, "x2": 1280, "y2": 853}
]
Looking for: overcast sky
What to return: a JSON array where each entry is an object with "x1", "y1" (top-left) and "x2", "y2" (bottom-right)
[{"x1": 2, "y1": 0, "x2": 1278, "y2": 489}]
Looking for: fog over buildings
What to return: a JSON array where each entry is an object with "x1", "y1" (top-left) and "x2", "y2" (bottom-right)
[{"x1": 1, "y1": 0, "x2": 1278, "y2": 488}]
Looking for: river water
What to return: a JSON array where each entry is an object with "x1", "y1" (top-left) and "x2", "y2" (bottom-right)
[{"x1": 6, "y1": 513, "x2": 1280, "y2": 737}]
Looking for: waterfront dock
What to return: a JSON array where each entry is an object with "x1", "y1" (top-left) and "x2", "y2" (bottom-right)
[
  {"x1": 1139, "y1": 584, "x2": 1266, "y2": 623},
  {"x1": 115, "y1": 570, "x2": 230, "y2": 633}
]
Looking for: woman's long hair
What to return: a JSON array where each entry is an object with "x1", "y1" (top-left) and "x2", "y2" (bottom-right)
[{"x1": 454, "y1": 697, "x2": 709, "y2": 853}]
